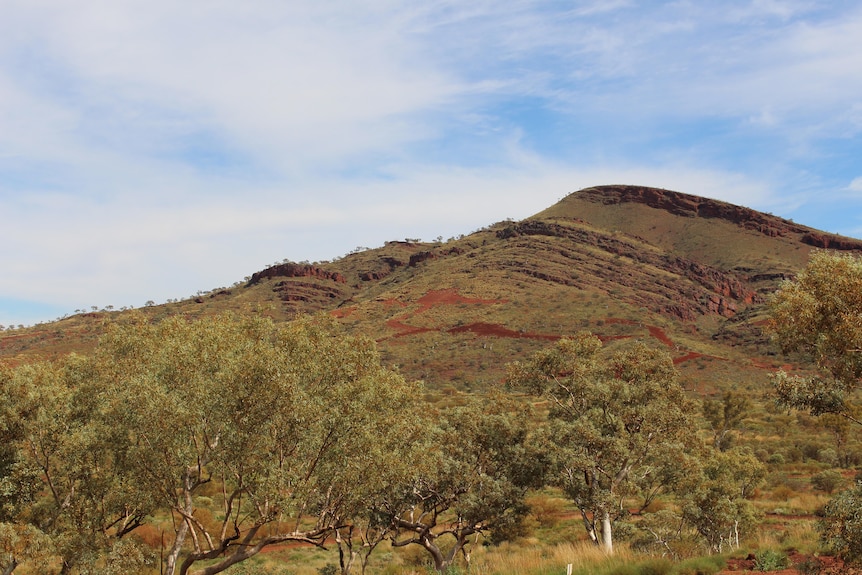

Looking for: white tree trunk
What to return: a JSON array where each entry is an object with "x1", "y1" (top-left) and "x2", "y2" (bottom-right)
[{"x1": 601, "y1": 511, "x2": 613, "y2": 555}]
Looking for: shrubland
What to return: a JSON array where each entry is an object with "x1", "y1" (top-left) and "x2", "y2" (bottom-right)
[{"x1": 6, "y1": 251, "x2": 862, "y2": 574}]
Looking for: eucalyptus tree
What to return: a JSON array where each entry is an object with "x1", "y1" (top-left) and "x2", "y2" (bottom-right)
[
  {"x1": 770, "y1": 250, "x2": 862, "y2": 422},
  {"x1": 680, "y1": 447, "x2": 764, "y2": 554},
  {"x1": 507, "y1": 334, "x2": 696, "y2": 554},
  {"x1": 88, "y1": 313, "x2": 419, "y2": 575},
  {"x1": 0, "y1": 357, "x2": 152, "y2": 575},
  {"x1": 769, "y1": 251, "x2": 862, "y2": 561},
  {"x1": 703, "y1": 391, "x2": 750, "y2": 451},
  {"x1": 380, "y1": 396, "x2": 547, "y2": 573},
  {"x1": 2, "y1": 313, "x2": 419, "y2": 575}
]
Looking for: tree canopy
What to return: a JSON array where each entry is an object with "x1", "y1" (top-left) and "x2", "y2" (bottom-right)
[
  {"x1": 770, "y1": 250, "x2": 862, "y2": 561},
  {"x1": 1, "y1": 313, "x2": 419, "y2": 575},
  {"x1": 507, "y1": 333, "x2": 697, "y2": 554},
  {"x1": 770, "y1": 250, "x2": 862, "y2": 423}
]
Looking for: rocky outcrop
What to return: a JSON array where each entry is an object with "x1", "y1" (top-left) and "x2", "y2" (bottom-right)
[
  {"x1": 577, "y1": 185, "x2": 862, "y2": 249},
  {"x1": 359, "y1": 257, "x2": 405, "y2": 281},
  {"x1": 801, "y1": 232, "x2": 862, "y2": 251},
  {"x1": 248, "y1": 263, "x2": 346, "y2": 285},
  {"x1": 408, "y1": 246, "x2": 466, "y2": 267}
]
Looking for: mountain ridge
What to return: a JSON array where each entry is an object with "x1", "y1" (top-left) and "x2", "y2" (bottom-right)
[{"x1": 3, "y1": 185, "x2": 860, "y2": 392}]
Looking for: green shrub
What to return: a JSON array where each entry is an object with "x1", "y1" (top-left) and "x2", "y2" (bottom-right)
[
  {"x1": 753, "y1": 549, "x2": 790, "y2": 571},
  {"x1": 811, "y1": 469, "x2": 844, "y2": 494},
  {"x1": 766, "y1": 453, "x2": 785, "y2": 465},
  {"x1": 817, "y1": 448, "x2": 839, "y2": 465}
]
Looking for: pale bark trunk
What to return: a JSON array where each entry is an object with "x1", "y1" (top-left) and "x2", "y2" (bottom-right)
[
  {"x1": 1, "y1": 557, "x2": 18, "y2": 575},
  {"x1": 165, "y1": 519, "x2": 189, "y2": 575},
  {"x1": 601, "y1": 511, "x2": 613, "y2": 555}
]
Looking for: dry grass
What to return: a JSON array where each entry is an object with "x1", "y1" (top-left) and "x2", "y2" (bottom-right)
[{"x1": 466, "y1": 540, "x2": 634, "y2": 575}]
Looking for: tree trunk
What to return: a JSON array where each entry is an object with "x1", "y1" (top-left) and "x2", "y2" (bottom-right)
[
  {"x1": 165, "y1": 519, "x2": 189, "y2": 575},
  {"x1": 423, "y1": 541, "x2": 449, "y2": 574},
  {"x1": 1, "y1": 557, "x2": 18, "y2": 575},
  {"x1": 578, "y1": 508, "x2": 598, "y2": 546},
  {"x1": 601, "y1": 511, "x2": 613, "y2": 555}
]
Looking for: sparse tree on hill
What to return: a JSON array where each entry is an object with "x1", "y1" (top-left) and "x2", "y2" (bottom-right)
[
  {"x1": 703, "y1": 391, "x2": 751, "y2": 451},
  {"x1": 507, "y1": 334, "x2": 696, "y2": 554}
]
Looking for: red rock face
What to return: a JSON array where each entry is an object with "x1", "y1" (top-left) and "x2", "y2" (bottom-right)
[
  {"x1": 801, "y1": 232, "x2": 862, "y2": 250},
  {"x1": 496, "y1": 220, "x2": 760, "y2": 320},
  {"x1": 248, "y1": 263, "x2": 346, "y2": 285}
]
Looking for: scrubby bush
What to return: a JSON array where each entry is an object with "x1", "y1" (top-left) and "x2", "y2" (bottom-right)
[
  {"x1": 766, "y1": 453, "x2": 785, "y2": 465},
  {"x1": 753, "y1": 549, "x2": 789, "y2": 571},
  {"x1": 811, "y1": 470, "x2": 845, "y2": 494}
]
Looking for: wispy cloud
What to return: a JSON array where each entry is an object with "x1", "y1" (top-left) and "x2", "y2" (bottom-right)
[{"x1": 1, "y1": 0, "x2": 861, "y2": 324}]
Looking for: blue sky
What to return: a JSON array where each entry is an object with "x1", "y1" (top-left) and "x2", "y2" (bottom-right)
[{"x1": 2, "y1": 0, "x2": 862, "y2": 327}]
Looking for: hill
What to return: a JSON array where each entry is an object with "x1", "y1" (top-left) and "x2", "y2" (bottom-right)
[{"x1": 4, "y1": 184, "x2": 862, "y2": 394}]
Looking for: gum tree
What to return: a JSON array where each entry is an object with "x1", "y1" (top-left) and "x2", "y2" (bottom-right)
[
  {"x1": 769, "y1": 251, "x2": 862, "y2": 561},
  {"x1": 770, "y1": 251, "x2": 862, "y2": 421},
  {"x1": 381, "y1": 397, "x2": 547, "y2": 573},
  {"x1": 2, "y1": 313, "x2": 418, "y2": 575},
  {"x1": 507, "y1": 334, "x2": 696, "y2": 554}
]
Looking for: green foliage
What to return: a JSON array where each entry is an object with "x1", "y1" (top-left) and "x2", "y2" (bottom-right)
[
  {"x1": 769, "y1": 252, "x2": 862, "y2": 564},
  {"x1": 384, "y1": 394, "x2": 548, "y2": 572},
  {"x1": 2, "y1": 313, "x2": 421, "y2": 575},
  {"x1": 753, "y1": 549, "x2": 790, "y2": 571},
  {"x1": 770, "y1": 251, "x2": 862, "y2": 420},
  {"x1": 680, "y1": 447, "x2": 764, "y2": 554},
  {"x1": 508, "y1": 334, "x2": 698, "y2": 554},
  {"x1": 820, "y1": 481, "x2": 862, "y2": 562},
  {"x1": 811, "y1": 470, "x2": 845, "y2": 494},
  {"x1": 703, "y1": 391, "x2": 750, "y2": 451}
]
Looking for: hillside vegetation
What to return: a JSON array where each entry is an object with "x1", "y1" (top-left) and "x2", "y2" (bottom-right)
[
  {"x1": 4, "y1": 186, "x2": 862, "y2": 574},
  {"x1": 4, "y1": 185, "x2": 862, "y2": 393}
]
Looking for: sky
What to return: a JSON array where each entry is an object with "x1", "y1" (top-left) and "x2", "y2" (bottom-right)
[{"x1": 2, "y1": 0, "x2": 862, "y2": 327}]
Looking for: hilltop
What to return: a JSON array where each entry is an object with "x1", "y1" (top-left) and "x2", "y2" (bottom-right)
[{"x1": 4, "y1": 185, "x2": 861, "y2": 393}]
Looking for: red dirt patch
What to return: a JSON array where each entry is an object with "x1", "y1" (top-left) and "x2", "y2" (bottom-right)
[
  {"x1": 673, "y1": 352, "x2": 704, "y2": 364},
  {"x1": 720, "y1": 552, "x2": 859, "y2": 574},
  {"x1": 385, "y1": 318, "x2": 437, "y2": 338},
  {"x1": 605, "y1": 318, "x2": 675, "y2": 347},
  {"x1": 647, "y1": 325, "x2": 674, "y2": 347},
  {"x1": 330, "y1": 306, "x2": 356, "y2": 318},
  {"x1": 447, "y1": 322, "x2": 560, "y2": 340}
]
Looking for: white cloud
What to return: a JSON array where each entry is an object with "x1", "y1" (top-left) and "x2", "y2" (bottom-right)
[
  {"x1": 1, "y1": 0, "x2": 861, "y2": 325},
  {"x1": 849, "y1": 177, "x2": 862, "y2": 192},
  {"x1": 0, "y1": 150, "x2": 783, "y2": 323}
]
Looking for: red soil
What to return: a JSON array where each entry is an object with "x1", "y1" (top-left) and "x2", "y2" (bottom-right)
[
  {"x1": 720, "y1": 552, "x2": 857, "y2": 574},
  {"x1": 414, "y1": 288, "x2": 508, "y2": 313},
  {"x1": 447, "y1": 322, "x2": 560, "y2": 340},
  {"x1": 673, "y1": 352, "x2": 704, "y2": 364},
  {"x1": 330, "y1": 307, "x2": 356, "y2": 318},
  {"x1": 647, "y1": 325, "x2": 674, "y2": 347},
  {"x1": 373, "y1": 291, "x2": 722, "y2": 368}
]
